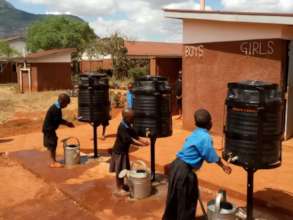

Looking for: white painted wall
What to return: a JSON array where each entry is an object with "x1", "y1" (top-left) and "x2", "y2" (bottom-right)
[
  {"x1": 27, "y1": 52, "x2": 72, "y2": 63},
  {"x1": 184, "y1": 20, "x2": 288, "y2": 44},
  {"x1": 81, "y1": 52, "x2": 111, "y2": 61},
  {"x1": 183, "y1": 19, "x2": 293, "y2": 44}
]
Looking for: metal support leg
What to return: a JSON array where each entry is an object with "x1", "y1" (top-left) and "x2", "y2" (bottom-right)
[
  {"x1": 93, "y1": 123, "x2": 98, "y2": 158},
  {"x1": 150, "y1": 136, "x2": 157, "y2": 181},
  {"x1": 247, "y1": 168, "x2": 255, "y2": 220}
]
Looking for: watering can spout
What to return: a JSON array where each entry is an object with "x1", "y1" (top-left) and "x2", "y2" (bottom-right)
[
  {"x1": 215, "y1": 190, "x2": 227, "y2": 213},
  {"x1": 207, "y1": 189, "x2": 237, "y2": 220}
]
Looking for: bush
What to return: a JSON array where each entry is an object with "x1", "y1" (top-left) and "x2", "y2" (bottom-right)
[
  {"x1": 109, "y1": 77, "x2": 132, "y2": 89},
  {"x1": 128, "y1": 66, "x2": 147, "y2": 79},
  {"x1": 113, "y1": 92, "x2": 122, "y2": 108}
]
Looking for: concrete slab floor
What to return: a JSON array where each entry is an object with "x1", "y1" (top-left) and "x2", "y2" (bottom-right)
[
  {"x1": 6, "y1": 150, "x2": 293, "y2": 220},
  {"x1": 0, "y1": 156, "x2": 97, "y2": 220}
]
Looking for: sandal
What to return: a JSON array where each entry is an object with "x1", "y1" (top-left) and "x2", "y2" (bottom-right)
[
  {"x1": 49, "y1": 162, "x2": 64, "y2": 168},
  {"x1": 113, "y1": 189, "x2": 130, "y2": 197}
]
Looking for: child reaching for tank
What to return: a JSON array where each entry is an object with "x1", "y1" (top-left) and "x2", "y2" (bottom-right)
[
  {"x1": 109, "y1": 108, "x2": 149, "y2": 196},
  {"x1": 42, "y1": 93, "x2": 74, "y2": 168},
  {"x1": 162, "y1": 109, "x2": 232, "y2": 220}
]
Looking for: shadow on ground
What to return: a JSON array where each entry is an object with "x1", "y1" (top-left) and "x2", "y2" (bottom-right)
[
  {"x1": 9, "y1": 150, "x2": 166, "y2": 219},
  {"x1": 81, "y1": 148, "x2": 112, "y2": 157},
  {"x1": 105, "y1": 133, "x2": 117, "y2": 138},
  {"x1": 61, "y1": 177, "x2": 165, "y2": 219},
  {"x1": 254, "y1": 188, "x2": 293, "y2": 217},
  {"x1": 0, "y1": 138, "x2": 14, "y2": 143}
]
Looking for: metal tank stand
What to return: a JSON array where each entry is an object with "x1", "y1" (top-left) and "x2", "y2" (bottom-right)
[
  {"x1": 150, "y1": 136, "x2": 157, "y2": 181},
  {"x1": 92, "y1": 122, "x2": 99, "y2": 158},
  {"x1": 245, "y1": 168, "x2": 256, "y2": 220}
]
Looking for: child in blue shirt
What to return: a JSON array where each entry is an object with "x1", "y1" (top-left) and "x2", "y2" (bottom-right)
[
  {"x1": 162, "y1": 109, "x2": 232, "y2": 220},
  {"x1": 126, "y1": 83, "x2": 134, "y2": 109}
]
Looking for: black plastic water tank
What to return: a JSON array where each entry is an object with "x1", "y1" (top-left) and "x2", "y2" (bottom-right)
[
  {"x1": 132, "y1": 75, "x2": 172, "y2": 137},
  {"x1": 78, "y1": 73, "x2": 110, "y2": 123},
  {"x1": 223, "y1": 80, "x2": 284, "y2": 169}
]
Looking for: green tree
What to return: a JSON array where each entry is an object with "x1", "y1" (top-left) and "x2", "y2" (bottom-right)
[
  {"x1": 96, "y1": 33, "x2": 129, "y2": 79},
  {"x1": 0, "y1": 40, "x2": 19, "y2": 59},
  {"x1": 26, "y1": 16, "x2": 96, "y2": 58}
]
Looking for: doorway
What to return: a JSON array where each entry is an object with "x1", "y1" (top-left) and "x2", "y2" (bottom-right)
[
  {"x1": 19, "y1": 68, "x2": 31, "y2": 93},
  {"x1": 285, "y1": 41, "x2": 293, "y2": 139}
]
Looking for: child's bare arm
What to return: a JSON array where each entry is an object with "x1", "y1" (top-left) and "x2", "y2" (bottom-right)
[
  {"x1": 131, "y1": 138, "x2": 144, "y2": 146},
  {"x1": 131, "y1": 137, "x2": 149, "y2": 146},
  {"x1": 137, "y1": 137, "x2": 149, "y2": 145},
  {"x1": 61, "y1": 119, "x2": 74, "y2": 128},
  {"x1": 217, "y1": 158, "x2": 232, "y2": 174}
]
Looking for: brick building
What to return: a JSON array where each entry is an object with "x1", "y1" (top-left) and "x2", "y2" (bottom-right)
[
  {"x1": 0, "y1": 36, "x2": 25, "y2": 83},
  {"x1": 164, "y1": 9, "x2": 293, "y2": 139},
  {"x1": 17, "y1": 48, "x2": 75, "y2": 92},
  {"x1": 81, "y1": 41, "x2": 183, "y2": 113}
]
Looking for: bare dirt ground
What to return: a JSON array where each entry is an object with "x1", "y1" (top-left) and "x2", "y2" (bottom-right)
[
  {"x1": 0, "y1": 110, "x2": 77, "y2": 138},
  {"x1": 0, "y1": 108, "x2": 121, "y2": 138},
  {"x1": 0, "y1": 155, "x2": 98, "y2": 220},
  {"x1": 0, "y1": 84, "x2": 78, "y2": 137},
  {"x1": 0, "y1": 84, "x2": 76, "y2": 123}
]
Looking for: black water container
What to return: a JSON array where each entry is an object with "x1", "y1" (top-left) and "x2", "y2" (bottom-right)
[
  {"x1": 223, "y1": 80, "x2": 284, "y2": 169},
  {"x1": 78, "y1": 73, "x2": 110, "y2": 123},
  {"x1": 132, "y1": 76, "x2": 172, "y2": 137}
]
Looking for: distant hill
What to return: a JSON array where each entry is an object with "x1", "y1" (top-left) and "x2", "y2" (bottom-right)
[{"x1": 0, "y1": 0, "x2": 84, "y2": 38}]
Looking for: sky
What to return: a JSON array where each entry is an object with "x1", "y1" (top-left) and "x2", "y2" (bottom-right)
[{"x1": 6, "y1": 0, "x2": 293, "y2": 42}]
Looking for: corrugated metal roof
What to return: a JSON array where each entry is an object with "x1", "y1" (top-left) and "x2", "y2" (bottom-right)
[{"x1": 25, "y1": 48, "x2": 76, "y2": 59}]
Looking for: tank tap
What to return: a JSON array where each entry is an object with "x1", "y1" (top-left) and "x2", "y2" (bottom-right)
[
  {"x1": 228, "y1": 154, "x2": 239, "y2": 163},
  {"x1": 145, "y1": 128, "x2": 151, "y2": 137},
  {"x1": 226, "y1": 152, "x2": 233, "y2": 160}
]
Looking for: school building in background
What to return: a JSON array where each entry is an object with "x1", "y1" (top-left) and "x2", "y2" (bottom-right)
[
  {"x1": 80, "y1": 41, "x2": 182, "y2": 81},
  {"x1": 16, "y1": 48, "x2": 75, "y2": 92},
  {"x1": 80, "y1": 41, "x2": 183, "y2": 113},
  {"x1": 0, "y1": 35, "x2": 25, "y2": 84},
  {"x1": 164, "y1": 9, "x2": 293, "y2": 139}
]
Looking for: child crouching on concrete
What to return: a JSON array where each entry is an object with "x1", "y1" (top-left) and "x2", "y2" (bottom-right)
[{"x1": 109, "y1": 108, "x2": 149, "y2": 196}]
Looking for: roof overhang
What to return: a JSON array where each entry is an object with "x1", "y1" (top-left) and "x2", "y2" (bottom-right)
[
  {"x1": 125, "y1": 41, "x2": 182, "y2": 57},
  {"x1": 163, "y1": 9, "x2": 293, "y2": 44},
  {"x1": 164, "y1": 9, "x2": 293, "y2": 25},
  {"x1": 127, "y1": 55, "x2": 181, "y2": 59},
  {"x1": 15, "y1": 48, "x2": 76, "y2": 63}
]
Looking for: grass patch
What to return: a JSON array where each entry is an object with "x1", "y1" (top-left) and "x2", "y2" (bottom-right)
[
  {"x1": 0, "y1": 83, "x2": 127, "y2": 124},
  {"x1": 0, "y1": 84, "x2": 77, "y2": 124}
]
